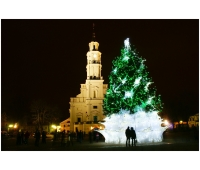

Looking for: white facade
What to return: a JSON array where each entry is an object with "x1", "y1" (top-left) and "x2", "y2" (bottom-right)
[{"x1": 69, "y1": 40, "x2": 108, "y2": 134}]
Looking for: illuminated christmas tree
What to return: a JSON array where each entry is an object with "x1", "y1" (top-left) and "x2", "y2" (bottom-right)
[
  {"x1": 104, "y1": 38, "x2": 163, "y2": 116},
  {"x1": 97, "y1": 38, "x2": 168, "y2": 144}
]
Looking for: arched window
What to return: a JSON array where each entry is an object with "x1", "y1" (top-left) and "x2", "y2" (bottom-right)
[{"x1": 93, "y1": 90, "x2": 98, "y2": 98}]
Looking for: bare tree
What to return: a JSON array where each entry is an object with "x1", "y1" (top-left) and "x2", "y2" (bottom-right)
[
  {"x1": 31, "y1": 100, "x2": 49, "y2": 131},
  {"x1": 1, "y1": 112, "x2": 8, "y2": 131},
  {"x1": 30, "y1": 100, "x2": 61, "y2": 131}
]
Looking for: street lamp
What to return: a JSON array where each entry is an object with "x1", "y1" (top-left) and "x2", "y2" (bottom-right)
[
  {"x1": 8, "y1": 124, "x2": 14, "y2": 132},
  {"x1": 9, "y1": 124, "x2": 14, "y2": 128},
  {"x1": 51, "y1": 125, "x2": 57, "y2": 130},
  {"x1": 14, "y1": 123, "x2": 17, "y2": 129},
  {"x1": 164, "y1": 120, "x2": 169, "y2": 126}
]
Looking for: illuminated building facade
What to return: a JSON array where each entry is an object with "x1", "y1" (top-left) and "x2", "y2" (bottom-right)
[
  {"x1": 60, "y1": 118, "x2": 70, "y2": 132},
  {"x1": 69, "y1": 39, "x2": 108, "y2": 134},
  {"x1": 188, "y1": 113, "x2": 199, "y2": 128}
]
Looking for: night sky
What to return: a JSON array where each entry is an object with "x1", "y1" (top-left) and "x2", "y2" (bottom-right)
[{"x1": 1, "y1": 19, "x2": 199, "y2": 122}]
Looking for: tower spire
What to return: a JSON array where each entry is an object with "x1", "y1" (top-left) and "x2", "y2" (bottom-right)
[{"x1": 92, "y1": 23, "x2": 95, "y2": 41}]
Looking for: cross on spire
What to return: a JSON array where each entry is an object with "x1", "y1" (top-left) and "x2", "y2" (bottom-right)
[{"x1": 92, "y1": 23, "x2": 96, "y2": 41}]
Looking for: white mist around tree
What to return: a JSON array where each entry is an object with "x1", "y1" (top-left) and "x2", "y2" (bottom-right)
[{"x1": 97, "y1": 109, "x2": 168, "y2": 144}]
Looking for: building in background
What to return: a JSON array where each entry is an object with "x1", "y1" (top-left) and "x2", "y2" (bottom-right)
[
  {"x1": 173, "y1": 121, "x2": 188, "y2": 129},
  {"x1": 188, "y1": 113, "x2": 199, "y2": 128},
  {"x1": 173, "y1": 113, "x2": 199, "y2": 130},
  {"x1": 60, "y1": 118, "x2": 70, "y2": 132}
]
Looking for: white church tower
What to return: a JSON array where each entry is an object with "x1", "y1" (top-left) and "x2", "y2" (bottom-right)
[{"x1": 69, "y1": 25, "x2": 108, "y2": 134}]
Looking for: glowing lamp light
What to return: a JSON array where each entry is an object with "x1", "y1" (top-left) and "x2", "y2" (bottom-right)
[
  {"x1": 9, "y1": 124, "x2": 14, "y2": 128},
  {"x1": 163, "y1": 120, "x2": 169, "y2": 126},
  {"x1": 93, "y1": 53, "x2": 97, "y2": 58},
  {"x1": 57, "y1": 126, "x2": 61, "y2": 132},
  {"x1": 52, "y1": 125, "x2": 57, "y2": 129},
  {"x1": 14, "y1": 123, "x2": 17, "y2": 128},
  {"x1": 180, "y1": 120, "x2": 183, "y2": 124}
]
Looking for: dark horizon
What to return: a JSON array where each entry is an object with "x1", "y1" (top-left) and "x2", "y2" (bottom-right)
[{"x1": 1, "y1": 19, "x2": 199, "y2": 123}]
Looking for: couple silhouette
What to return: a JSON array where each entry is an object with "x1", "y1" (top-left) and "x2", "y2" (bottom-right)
[{"x1": 125, "y1": 126, "x2": 136, "y2": 147}]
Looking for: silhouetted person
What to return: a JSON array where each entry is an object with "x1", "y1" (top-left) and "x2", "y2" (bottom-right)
[
  {"x1": 83, "y1": 131, "x2": 85, "y2": 139},
  {"x1": 42, "y1": 131, "x2": 46, "y2": 144},
  {"x1": 24, "y1": 131, "x2": 30, "y2": 144},
  {"x1": 96, "y1": 132, "x2": 99, "y2": 142},
  {"x1": 70, "y1": 132, "x2": 75, "y2": 146},
  {"x1": 89, "y1": 131, "x2": 92, "y2": 143},
  {"x1": 78, "y1": 130, "x2": 82, "y2": 143},
  {"x1": 76, "y1": 128, "x2": 79, "y2": 142},
  {"x1": 35, "y1": 129, "x2": 40, "y2": 146},
  {"x1": 16, "y1": 131, "x2": 21, "y2": 145},
  {"x1": 21, "y1": 130, "x2": 24, "y2": 144},
  {"x1": 125, "y1": 126, "x2": 131, "y2": 147},
  {"x1": 61, "y1": 130, "x2": 65, "y2": 146},
  {"x1": 130, "y1": 127, "x2": 136, "y2": 146},
  {"x1": 91, "y1": 131, "x2": 94, "y2": 141},
  {"x1": 52, "y1": 129, "x2": 57, "y2": 146},
  {"x1": 81, "y1": 130, "x2": 83, "y2": 141},
  {"x1": 67, "y1": 131, "x2": 74, "y2": 146}
]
